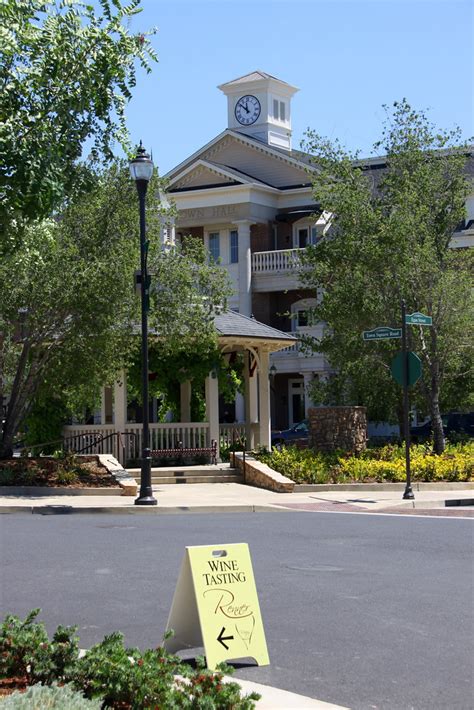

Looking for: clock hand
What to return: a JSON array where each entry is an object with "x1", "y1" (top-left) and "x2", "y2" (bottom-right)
[{"x1": 240, "y1": 101, "x2": 250, "y2": 114}]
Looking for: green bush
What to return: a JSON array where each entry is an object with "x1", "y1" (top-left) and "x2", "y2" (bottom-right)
[
  {"x1": 257, "y1": 442, "x2": 474, "y2": 484},
  {"x1": 1, "y1": 683, "x2": 101, "y2": 708},
  {"x1": 0, "y1": 611, "x2": 261, "y2": 709}
]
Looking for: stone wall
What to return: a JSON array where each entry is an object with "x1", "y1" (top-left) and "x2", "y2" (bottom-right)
[
  {"x1": 308, "y1": 406, "x2": 367, "y2": 453},
  {"x1": 234, "y1": 453, "x2": 294, "y2": 492}
]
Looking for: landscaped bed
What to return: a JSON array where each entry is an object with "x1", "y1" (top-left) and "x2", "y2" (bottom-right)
[
  {"x1": 0, "y1": 610, "x2": 260, "y2": 708},
  {"x1": 257, "y1": 441, "x2": 474, "y2": 484},
  {"x1": 0, "y1": 455, "x2": 119, "y2": 489}
]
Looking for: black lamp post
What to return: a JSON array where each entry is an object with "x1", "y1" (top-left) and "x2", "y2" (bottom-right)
[{"x1": 130, "y1": 142, "x2": 157, "y2": 506}]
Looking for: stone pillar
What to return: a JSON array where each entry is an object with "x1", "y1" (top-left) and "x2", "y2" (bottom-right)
[
  {"x1": 244, "y1": 351, "x2": 258, "y2": 449},
  {"x1": 180, "y1": 381, "x2": 192, "y2": 422},
  {"x1": 308, "y1": 406, "x2": 367, "y2": 453},
  {"x1": 113, "y1": 371, "x2": 128, "y2": 432},
  {"x1": 101, "y1": 386, "x2": 113, "y2": 424},
  {"x1": 205, "y1": 371, "x2": 220, "y2": 459},
  {"x1": 258, "y1": 349, "x2": 271, "y2": 449},
  {"x1": 234, "y1": 220, "x2": 252, "y2": 317}
]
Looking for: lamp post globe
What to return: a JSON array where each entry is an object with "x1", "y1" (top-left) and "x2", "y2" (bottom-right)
[{"x1": 130, "y1": 142, "x2": 157, "y2": 506}]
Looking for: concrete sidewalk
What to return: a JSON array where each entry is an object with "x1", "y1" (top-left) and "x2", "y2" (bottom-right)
[{"x1": 0, "y1": 481, "x2": 473, "y2": 515}]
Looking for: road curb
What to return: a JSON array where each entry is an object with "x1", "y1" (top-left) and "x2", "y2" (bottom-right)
[{"x1": 0, "y1": 504, "x2": 284, "y2": 515}]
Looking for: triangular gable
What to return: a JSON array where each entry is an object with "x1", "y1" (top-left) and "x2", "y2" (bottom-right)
[
  {"x1": 166, "y1": 131, "x2": 313, "y2": 191},
  {"x1": 170, "y1": 160, "x2": 247, "y2": 191}
]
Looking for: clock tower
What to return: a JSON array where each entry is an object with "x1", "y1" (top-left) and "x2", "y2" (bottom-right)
[{"x1": 218, "y1": 70, "x2": 298, "y2": 151}]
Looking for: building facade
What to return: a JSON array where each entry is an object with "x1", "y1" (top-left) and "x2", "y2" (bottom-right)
[{"x1": 164, "y1": 70, "x2": 474, "y2": 431}]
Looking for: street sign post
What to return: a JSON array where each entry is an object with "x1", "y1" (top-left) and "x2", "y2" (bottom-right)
[
  {"x1": 405, "y1": 312, "x2": 433, "y2": 326},
  {"x1": 362, "y1": 327, "x2": 402, "y2": 341}
]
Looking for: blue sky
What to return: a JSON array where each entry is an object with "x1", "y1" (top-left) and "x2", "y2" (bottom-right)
[{"x1": 123, "y1": 0, "x2": 473, "y2": 175}]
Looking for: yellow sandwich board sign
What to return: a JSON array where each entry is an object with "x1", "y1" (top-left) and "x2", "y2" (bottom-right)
[{"x1": 164, "y1": 543, "x2": 270, "y2": 671}]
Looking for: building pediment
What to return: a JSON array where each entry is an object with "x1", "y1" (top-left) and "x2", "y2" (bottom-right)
[
  {"x1": 166, "y1": 131, "x2": 314, "y2": 193},
  {"x1": 170, "y1": 160, "x2": 249, "y2": 191}
]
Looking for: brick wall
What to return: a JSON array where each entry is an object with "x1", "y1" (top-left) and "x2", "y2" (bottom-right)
[{"x1": 251, "y1": 222, "x2": 272, "y2": 252}]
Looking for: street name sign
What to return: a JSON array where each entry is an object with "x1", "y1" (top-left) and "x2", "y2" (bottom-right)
[
  {"x1": 363, "y1": 327, "x2": 402, "y2": 341},
  {"x1": 164, "y1": 544, "x2": 270, "y2": 670},
  {"x1": 391, "y1": 351, "x2": 422, "y2": 387},
  {"x1": 405, "y1": 312, "x2": 432, "y2": 326}
]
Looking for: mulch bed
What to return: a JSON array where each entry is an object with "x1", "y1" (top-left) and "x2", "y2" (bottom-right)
[{"x1": 0, "y1": 456, "x2": 119, "y2": 488}]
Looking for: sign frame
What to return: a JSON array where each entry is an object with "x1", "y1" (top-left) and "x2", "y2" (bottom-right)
[
  {"x1": 363, "y1": 326, "x2": 402, "y2": 341},
  {"x1": 164, "y1": 543, "x2": 270, "y2": 670}
]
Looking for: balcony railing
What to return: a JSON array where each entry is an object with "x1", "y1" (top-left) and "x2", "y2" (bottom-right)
[{"x1": 252, "y1": 248, "x2": 303, "y2": 274}]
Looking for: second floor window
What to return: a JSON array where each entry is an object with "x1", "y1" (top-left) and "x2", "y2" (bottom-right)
[
  {"x1": 230, "y1": 230, "x2": 239, "y2": 263},
  {"x1": 209, "y1": 232, "x2": 220, "y2": 262},
  {"x1": 296, "y1": 226, "x2": 319, "y2": 248}
]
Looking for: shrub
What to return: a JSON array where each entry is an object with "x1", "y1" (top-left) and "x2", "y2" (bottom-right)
[
  {"x1": 0, "y1": 467, "x2": 15, "y2": 485},
  {"x1": 0, "y1": 611, "x2": 261, "y2": 708},
  {"x1": 1, "y1": 682, "x2": 101, "y2": 708},
  {"x1": 257, "y1": 442, "x2": 473, "y2": 484},
  {"x1": 0, "y1": 609, "x2": 79, "y2": 686},
  {"x1": 55, "y1": 469, "x2": 79, "y2": 485}
]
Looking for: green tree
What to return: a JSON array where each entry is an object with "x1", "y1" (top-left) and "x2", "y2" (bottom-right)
[
  {"x1": 301, "y1": 100, "x2": 473, "y2": 453},
  {"x1": 0, "y1": 0, "x2": 157, "y2": 233},
  {"x1": 0, "y1": 165, "x2": 232, "y2": 458}
]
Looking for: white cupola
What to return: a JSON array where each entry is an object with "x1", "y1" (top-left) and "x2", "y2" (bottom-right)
[{"x1": 217, "y1": 70, "x2": 299, "y2": 151}]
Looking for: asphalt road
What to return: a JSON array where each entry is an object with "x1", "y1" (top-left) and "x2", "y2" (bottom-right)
[{"x1": 1, "y1": 511, "x2": 473, "y2": 709}]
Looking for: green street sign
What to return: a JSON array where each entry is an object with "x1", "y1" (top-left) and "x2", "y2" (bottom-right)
[
  {"x1": 391, "y1": 351, "x2": 422, "y2": 387},
  {"x1": 363, "y1": 327, "x2": 402, "y2": 341},
  {"x1": 405, "y1": 312, "x2": 432, "y2": 326}
]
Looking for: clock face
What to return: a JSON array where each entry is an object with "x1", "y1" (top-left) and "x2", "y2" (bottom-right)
[{"x1": 235, "y1": 95, "x2": 261, "y2": 125}]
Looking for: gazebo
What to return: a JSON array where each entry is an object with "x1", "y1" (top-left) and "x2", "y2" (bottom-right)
[{"x1": 63, "y1": 312, "x2": 296, "y2": 463}]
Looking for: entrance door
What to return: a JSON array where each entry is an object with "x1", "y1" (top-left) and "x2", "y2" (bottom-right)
[{"x1": 289, "y1": 379, "x2": 305, "y2": 425}]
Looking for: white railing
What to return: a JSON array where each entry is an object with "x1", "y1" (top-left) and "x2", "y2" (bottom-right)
[
  {"x1": 219, "y1": 423, "x2": 246, "y2": 447},
  {"x1": 272, "y1": 331, "x2": 300, "y2": 356},
  {"x1": 125, "y1": 422, "x2": 210, "y2": 460},
  {"x1": 251, "y1": 248, "x2": 303, "y2": 273},
  {"x1": 64, "y1": 422, "x2": 250, "y2": 463}
]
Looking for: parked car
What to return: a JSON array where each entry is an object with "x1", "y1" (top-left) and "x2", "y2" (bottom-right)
[
  {"x1": 271, "y1": 419, "x2": 309, "y2": 448},
  {"x1": 410, "y1": 412, "x2": 474, "y2": 443}
]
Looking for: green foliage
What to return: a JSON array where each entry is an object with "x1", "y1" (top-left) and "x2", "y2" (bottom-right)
[
  {"x1": 0, "y1": 609, "x2": 79, "y2": 686},
  {"x1": 1, "y1": 683, "x2": 101, "y2": 709},
  {"x1": 0, "y1": 467, "x2": 16, "y2": 485},
  {"x1": 300, "y1": 100, "x2": 474, "y2": 452},
  {"x1": 0, "y1": 611, "x2": 260, "y2": 709},
  {"x1": 24, "y1": 396, "x2": 70, "y2": 453},
  {"x1": 0, "y1": 0, "x2": 157, "y2": 230},
  {"x1": 258, "y1": 441, "x2": 474, "y2": 483}
]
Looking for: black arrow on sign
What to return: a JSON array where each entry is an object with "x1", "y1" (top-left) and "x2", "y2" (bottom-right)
[{"x1": 217, "y1": 627, "x2": 234, "y2": 650}]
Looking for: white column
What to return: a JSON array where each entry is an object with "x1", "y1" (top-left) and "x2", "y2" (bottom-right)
[
  {"x1": 234, "y1": 220, "x2": 252, "y2": 317},
  {"x1": 180, "y1": 381, "x2": 192, "y2": 422},
  {"x1": 205, "y1": 372, "x2": 220, "y2": 460},
  {"x1": 244, "y1": 351, "x2": 258, "y2": 449},
  {"x1": 258, "y1": 349, "x2": 271, "y2": 449},
  {"x1": 235, "y1": 392, "x2": 245, "y2": 422},
  {"x1": 113, "y1": 371, "x2": 127, "y2": 432}
]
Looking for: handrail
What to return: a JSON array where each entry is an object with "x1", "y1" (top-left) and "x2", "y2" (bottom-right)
[{"x1": 19, "y1": 431, "x2": 136, "y2": 457}]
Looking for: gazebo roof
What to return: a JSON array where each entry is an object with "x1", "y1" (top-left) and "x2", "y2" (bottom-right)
[{"x1": 215, "y1": 311, "x2": 296, "y2": 352}]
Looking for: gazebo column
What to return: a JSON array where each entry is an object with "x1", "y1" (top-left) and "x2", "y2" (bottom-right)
[
  {"x1": 113, "y1": 371, "x2": 128, "y2": 432},
  {"x1": 235, "y1": 393, "x2": 245, "y2": 422},
  {"x1": 205, "y1": 372, "x2": 220, "y2": 460},
  {"x1": 101, "y1": 386, "x2": 113, "y2": 424},
  {"x1": 244, "y1": 352, "x2": 258, "y2": 449},
  {"x1": 180, "y1": 381, "x2": 192, "y2": 422},
  {"x1": 257, "y1": 349, "x2": 271, "y2": 449}
]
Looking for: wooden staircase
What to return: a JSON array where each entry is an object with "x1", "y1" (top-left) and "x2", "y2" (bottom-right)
[{"x1": 127, "y1": 463, "x2": 243, "y2": 485}]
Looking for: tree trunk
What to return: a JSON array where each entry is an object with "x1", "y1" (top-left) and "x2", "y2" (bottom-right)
[{"x1": 430, "y1": 364, "x2": 445, "y2": 454}]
